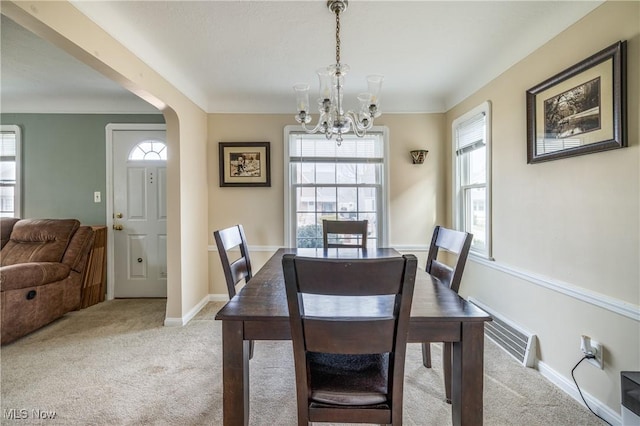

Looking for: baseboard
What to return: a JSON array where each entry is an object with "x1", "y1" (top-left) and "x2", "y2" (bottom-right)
[
  {"x1": 538, "y1": 360, "x2": 621, "y2": 425},
  {"x1": 209, "y1": 293, "x2": 229, "y2": 302},
  {"x1": 163, "y1": 294, "x2": 210, "y2": 326},
  {"x1": 164, "y1": 294, "x2": 228, "y2": 326},
  {"x1": 163, "y1": 317, "x2": 184, "y2": 327}
]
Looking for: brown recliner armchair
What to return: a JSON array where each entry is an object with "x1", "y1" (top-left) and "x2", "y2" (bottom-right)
[{"x1": 0, "y1": 218, "x2": 95, "y2": 344}]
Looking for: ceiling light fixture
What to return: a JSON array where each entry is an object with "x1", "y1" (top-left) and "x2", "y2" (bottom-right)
[{"x1": 293, "y1": 0, "x2": 383, "y2": 145}]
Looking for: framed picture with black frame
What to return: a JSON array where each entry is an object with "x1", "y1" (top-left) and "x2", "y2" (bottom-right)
[
  {"x1": 526, "y1": 40, "x2": 626, "y2": 164},
  {"x1": 219, "y1": 142, "x2": 271, "y2": 187}
]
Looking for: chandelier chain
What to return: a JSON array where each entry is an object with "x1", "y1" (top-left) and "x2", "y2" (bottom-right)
[{"x1": 335, "y1": 8, "x2": 341, "y2": 65}]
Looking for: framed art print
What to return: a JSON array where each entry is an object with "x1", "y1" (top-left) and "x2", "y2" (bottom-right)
[
  {"x1": 526, "y1": 41, "x2": 626, "y2": 163},
  {"x1": 219, "y1": 142, "x2": 271, "y2": 187}
]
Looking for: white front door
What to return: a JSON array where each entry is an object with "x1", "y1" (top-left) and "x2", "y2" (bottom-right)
[{"x1": 110, "y1": 126, "x2": 167, "y2": 298}]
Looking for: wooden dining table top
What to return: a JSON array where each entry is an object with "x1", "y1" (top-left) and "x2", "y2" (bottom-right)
[{"x1": 215, "y1": 248, "x2": 491, "y2": 331}]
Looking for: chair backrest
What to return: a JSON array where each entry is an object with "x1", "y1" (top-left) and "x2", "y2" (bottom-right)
[
  {"x1": 322, "y1": 219, "x2": 368, "y2": 249},
  {"x1": 282, "y1": 254, "x2": 417, "y2": 424},
  {"x1": 213, "y1": 224, "x2": 252, "y2": 298},
  {"x1": 425, "y1": 225, "x2": 473, "y2": 293}
]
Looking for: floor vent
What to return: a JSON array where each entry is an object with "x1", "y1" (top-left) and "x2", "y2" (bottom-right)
[{"x1": 468, "y1": 297, "x2": 537, "y2": 368}]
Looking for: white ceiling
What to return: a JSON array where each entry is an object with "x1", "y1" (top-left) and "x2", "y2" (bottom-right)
[
  {"x1": 0, "y1": 15, "x2": 158, "y2": 114},
  {"x1": 1, "y1": 1, "x2": 603, "y2": 114}
]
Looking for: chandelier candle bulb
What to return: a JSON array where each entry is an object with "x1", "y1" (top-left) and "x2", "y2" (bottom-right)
[
  {"x1": 294, "y1": 84, "x2": 311, "y2": 124},
  {"x1": 318, "y1": 68, "x2": 332, "y2": 99}
]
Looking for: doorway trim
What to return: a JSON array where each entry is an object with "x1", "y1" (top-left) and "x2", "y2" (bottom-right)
[{"x1": 105, "y1": 123, "x2": 167, "y2": 300}]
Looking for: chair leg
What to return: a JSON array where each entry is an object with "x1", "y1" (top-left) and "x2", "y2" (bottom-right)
[
  {"x1": 443, "y1": 342, "x2": 452, "y2": 404},
  {"x1": 421, "y1": 342, "x2": 432, "y2": 368},
  {"x1": 249, "y1": 340, "x2": 254, "y2": 360}
]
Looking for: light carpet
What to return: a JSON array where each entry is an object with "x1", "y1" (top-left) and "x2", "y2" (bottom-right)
[{"x1": 0, "y1": 299, "x2": 603, "y2": 425}]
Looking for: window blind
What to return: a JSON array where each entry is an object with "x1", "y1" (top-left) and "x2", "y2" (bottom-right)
[
  {"x1": 456, "y1": 112, "x2": 486, "y2": 155},
  {"x1": 0, "y1": 132, "x2": 17, "y2": 157}
]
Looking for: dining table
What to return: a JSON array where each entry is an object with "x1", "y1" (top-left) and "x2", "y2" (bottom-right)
[{"x1": 215, "y1": 247, "x2": 492, "y2": 426}]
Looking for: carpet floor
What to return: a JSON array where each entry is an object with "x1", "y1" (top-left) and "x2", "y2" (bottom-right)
[{"x1": 0, "y1": 299, "x2": 604, "y2": 425}]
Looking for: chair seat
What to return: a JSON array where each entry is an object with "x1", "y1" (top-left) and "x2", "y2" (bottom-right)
[{"x1": 308, "y1": 353, "x2": 388, "y2": 406}]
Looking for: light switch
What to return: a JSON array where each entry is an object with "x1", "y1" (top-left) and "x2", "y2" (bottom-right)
[{"x1": 94, "y1": 191, "x2": 101, "y2": 203}]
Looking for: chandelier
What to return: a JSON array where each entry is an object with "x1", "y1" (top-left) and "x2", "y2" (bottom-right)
[{"x1": 294, "y1": 0, "x2": 383, "y2": 145}]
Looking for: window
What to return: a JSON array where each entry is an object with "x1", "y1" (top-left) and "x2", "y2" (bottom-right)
[
  {"x1": 284, "y1": 127, "x2": 389, "y2": 248},
  {"x1": 129, "y1": 140, "x2": 167, "y2": 160},
  {"x1": 453, "y1": 102, "x2": 491, "y2": 257},
  {"x1": 0, "y1": 125, "x2": 21, "y2": 218}
]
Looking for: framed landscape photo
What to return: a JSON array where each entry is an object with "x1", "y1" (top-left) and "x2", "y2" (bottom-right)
[
  {"x1": 526, "y1": 40, "x2": 626, "y2": 164},
  {"x1": 219, "y1": 142, "x2": 271, "y2": 187}
]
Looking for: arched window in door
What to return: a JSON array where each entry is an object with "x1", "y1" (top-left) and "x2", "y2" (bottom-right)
[{"x1": 128, "y1": 140, "x2": 167, "y2": 160}]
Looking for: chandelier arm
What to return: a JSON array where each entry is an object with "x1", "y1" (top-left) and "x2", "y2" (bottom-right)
[
  {"x1": 345, "y1": 111, "x2": 373, "y2": 134},
  {"x1": 344, "y1": 112, "x2": 371, "y2": 136},
  {"x1": 301, "y1": 111, "x2": 333, "y2": 134},
  {"x1": 345, "y1": 115, "x2": 365, "y2": 138},
  {"x1": 301, "y1": 120, "x2": 329, "y2": 135}
]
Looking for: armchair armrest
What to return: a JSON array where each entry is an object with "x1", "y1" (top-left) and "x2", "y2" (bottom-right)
[{"x1": 0, "y1": 262, "x2": 71, "y2": 291}]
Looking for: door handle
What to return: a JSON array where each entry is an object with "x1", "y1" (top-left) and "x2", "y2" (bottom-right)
[
  {"x1": 113, "y1": 224, "x2": 123, "y2": 231},
  {"x1": 116, "y1": 213, "x2": 123, "y2": 218}
]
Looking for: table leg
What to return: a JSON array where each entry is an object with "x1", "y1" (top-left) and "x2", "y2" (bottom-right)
[
  {"x1": 443, "y1": 342, "x2": 452, "y2": 404},
  {"x1": 222, "y1": 321, "x2": 250, "y2": 426},
  {"x1": 451, "y1": 322, "x2": 484, "y2": 426}
]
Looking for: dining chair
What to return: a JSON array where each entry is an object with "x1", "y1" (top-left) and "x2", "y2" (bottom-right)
[
  {"x1": 322, "y1": 219, "x2": 368, "y2": 249},
  {"x1": 282, "y1": 254, "x2": 417, "y2": 426},
  {"x1": 421, "y1": 225, "x2": 473, "y2": 403},
  {"x1": 213, "y1": 224, "x2": 254, "y2": 358}
]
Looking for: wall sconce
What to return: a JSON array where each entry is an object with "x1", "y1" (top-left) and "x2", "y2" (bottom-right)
[{"x1": 410, "y1": 149, "x2": 428, "y2": 164}]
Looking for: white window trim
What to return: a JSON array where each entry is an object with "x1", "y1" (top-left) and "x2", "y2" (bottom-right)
[
  {"x1": 452, "y1": 101, "x2": 492, "y2": 259},
  {"x1": 283, "y1": 125, "x2": 390, "y2": 248},
  {"x1": 0, "y1": 125, "x2": 22, "y2": 218}
]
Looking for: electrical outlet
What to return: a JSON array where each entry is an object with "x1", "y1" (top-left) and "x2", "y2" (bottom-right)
[
  {"x1": 94, "y1": 191, "x2": 101, "y2": 203},
  {"x1": 580, "y1": 335, "x2": 604, "y2": 369}
]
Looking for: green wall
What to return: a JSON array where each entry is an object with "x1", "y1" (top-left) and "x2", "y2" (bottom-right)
[{"x1": 0, "y1": 114, "x2": 165, "y2": 225}]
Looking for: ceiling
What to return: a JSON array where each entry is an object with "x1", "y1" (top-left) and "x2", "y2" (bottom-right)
[
  {"x1": 1, "y1": 1, "x2": 603, "y2": 115},
  {"x1": 0, "y1": 15, "x2": 158, "y2": 114}
]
